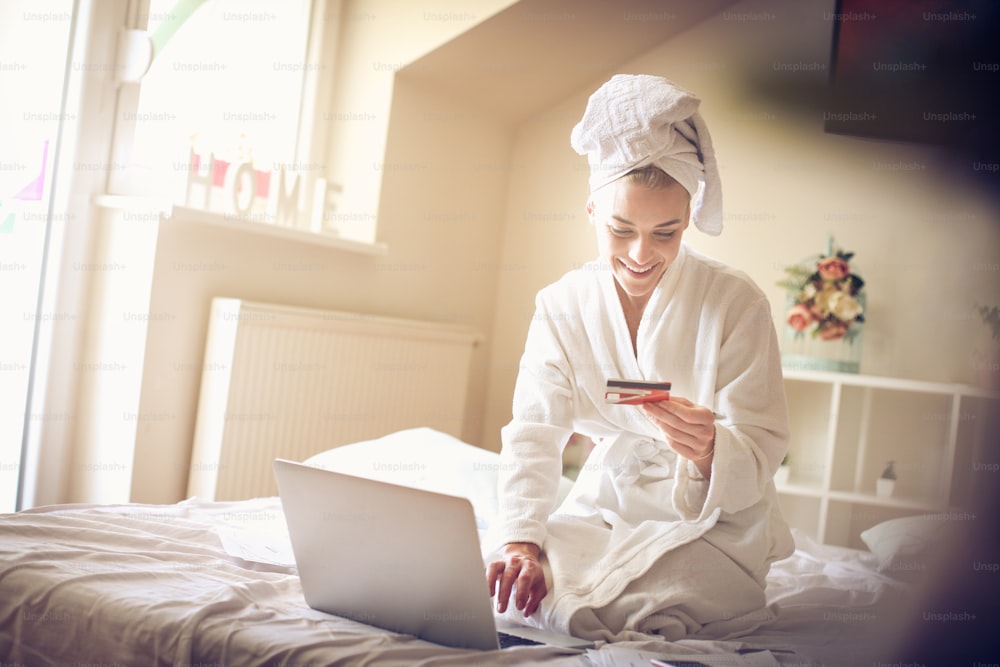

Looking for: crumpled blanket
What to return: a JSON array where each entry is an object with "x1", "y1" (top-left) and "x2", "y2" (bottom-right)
[{"x1": 501, "y1": 433, "x2": 773, "y2": 643}]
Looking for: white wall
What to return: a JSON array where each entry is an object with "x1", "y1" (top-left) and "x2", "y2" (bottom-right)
[
  {"x1": 130, "y1": 52, "x2": 514, "y2": 504},
  {"x1": 482, "y1": 0, "x2": 1000, "y2": 445},
  {"x1": 324, "y1": 0, "x2": 516, "y2": 241},
  {"x1": 43, "y1": 0, "x2": 1000, "y2": 503}
]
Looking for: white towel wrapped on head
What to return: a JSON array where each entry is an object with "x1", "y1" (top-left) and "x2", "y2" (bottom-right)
[{"x1": 570, "y1": 73, "x2": 723, "y2": 236}]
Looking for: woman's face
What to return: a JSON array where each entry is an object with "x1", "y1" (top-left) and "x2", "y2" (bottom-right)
[{"x1": 588, "y1": 179, "x2": 691, "y2": 306}]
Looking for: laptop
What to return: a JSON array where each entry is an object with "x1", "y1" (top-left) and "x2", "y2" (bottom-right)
[{"x1": 272, "y1": 458, "x2": 593, "y2": 651}]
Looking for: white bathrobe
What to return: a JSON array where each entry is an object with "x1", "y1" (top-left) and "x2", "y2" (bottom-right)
[{"x1": 493, "y1": 242, "x2": 794, "y2": 643}]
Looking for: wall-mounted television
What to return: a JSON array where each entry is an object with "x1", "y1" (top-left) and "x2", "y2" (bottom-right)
[{"x1": 825, "y1": 0, "x2": 997, "y2": 157}]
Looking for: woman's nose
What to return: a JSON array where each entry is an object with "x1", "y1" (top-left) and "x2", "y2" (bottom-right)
[{"x1": 629, "y1": 236, "x2": 654, "y2": 264}]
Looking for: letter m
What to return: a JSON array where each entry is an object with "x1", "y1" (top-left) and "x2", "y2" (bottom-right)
[{"x1": 267, "y1": 168, "x2": 302, "y2": 225}]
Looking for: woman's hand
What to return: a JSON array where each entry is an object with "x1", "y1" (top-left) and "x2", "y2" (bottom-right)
[
  {"x1": 485, "y1": 542, "x2": 547, "y2": 617},
  {"x1": 642, "y1": 395, "x2": 716, "y2": 477}
]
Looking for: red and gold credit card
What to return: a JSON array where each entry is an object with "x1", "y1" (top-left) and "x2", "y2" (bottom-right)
[{"x1": 604, "y1": 378, "x2": 671, "y2": 404}]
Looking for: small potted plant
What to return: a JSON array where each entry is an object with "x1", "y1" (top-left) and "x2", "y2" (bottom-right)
[
  {"x1": 774, "y1": 453, "x2": 790, "y2": 486},
  {"x1": 876, "y1": 461, "x2": 897, "y2": 497},
  {"x1": 973, "y1": 304, "x2": 999, "y2": 390}
]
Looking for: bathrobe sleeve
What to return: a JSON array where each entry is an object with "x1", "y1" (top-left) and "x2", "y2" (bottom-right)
[
  {"x1": 493, "y1": 291, "x2": 577, "y2": 550},
  {"x1": 672, "y1": 288, "x2": 789, "y2": 523}
]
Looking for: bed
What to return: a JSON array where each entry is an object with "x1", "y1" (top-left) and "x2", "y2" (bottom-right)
[{"x1": 0, "y1": 427, "x2": 962, "y2": 666}]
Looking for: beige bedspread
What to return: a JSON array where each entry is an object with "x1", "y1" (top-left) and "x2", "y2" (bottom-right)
[{"x1": 0, "y1": 497, "x2": 583, "y2": 666}]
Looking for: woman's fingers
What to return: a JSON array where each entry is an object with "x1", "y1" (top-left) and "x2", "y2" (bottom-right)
[
  {"x1": 486, "y1": 559, "x2": 504, "y2": 595},
  {"x1": 486, "y1": 558, "x2": 518, "y2": 612},
  {"x1": 512, "y1": 556, "x2": 541, "y2": 610},
  {"x1": 485, "y1": 552, "x2": 547, "y2": 616},
  {"x1": 642, "y1": 396, "x2": 715, "y2": 458}
]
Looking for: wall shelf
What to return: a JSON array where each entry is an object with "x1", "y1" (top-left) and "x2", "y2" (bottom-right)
[
  {"x1": 93, "y1": 196, "x2": 388, "y2": 256},
  {"x1": 167, "y1": 205, "x2": 389, "y2": 256},
  {"x1": 777, "y1": 368, "x2": 999, "y2": 548}
]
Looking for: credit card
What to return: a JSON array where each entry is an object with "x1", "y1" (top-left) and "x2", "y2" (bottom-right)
[{"x1": 604, "y1": 378, "x2": 671, "y2": 404}]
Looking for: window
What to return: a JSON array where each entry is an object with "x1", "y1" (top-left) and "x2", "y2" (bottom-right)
[
  {"x1": 112, "y1": 0, "x2": 319, "y2": 225},
  {"x1": 0, "y1": 0, "x2": 75, "y2": 512}
]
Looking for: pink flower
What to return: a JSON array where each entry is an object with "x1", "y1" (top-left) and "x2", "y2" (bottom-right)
[
  {"x1": 818, "y1": 320, "x2": 848, "y2": 340},
  {"x1": 786, "y1": 304, "x2": 815, "y2": 332},
  {"x1": 817, "y1": 257, "x2": 850, "y2": 281}
]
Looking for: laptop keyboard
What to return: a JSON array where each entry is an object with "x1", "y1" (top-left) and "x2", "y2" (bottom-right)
[{"x1": 497, "y1": 630, "x2": 544, "y2": 649}]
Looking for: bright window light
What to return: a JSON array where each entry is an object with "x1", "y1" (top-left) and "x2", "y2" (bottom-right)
[{"x1": 128, "y1": 0, "x2": 312, "y2": 208}]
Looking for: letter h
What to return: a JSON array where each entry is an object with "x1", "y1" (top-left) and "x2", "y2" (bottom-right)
[{"x1": 185, "y1": 146, "x2": 216, "y2": 209}]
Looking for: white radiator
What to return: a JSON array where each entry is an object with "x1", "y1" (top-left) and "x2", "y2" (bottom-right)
[{"x1": 187, "y1": 298, "x2": 481, "y2": 501}]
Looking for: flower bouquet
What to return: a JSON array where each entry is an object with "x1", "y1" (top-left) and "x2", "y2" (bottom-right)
[{"x1": 779, "y1": 237, "x2": 866, "y2": 372}]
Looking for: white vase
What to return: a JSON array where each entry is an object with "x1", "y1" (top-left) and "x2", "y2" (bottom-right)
[
  {"x1": 782, "y1": 327, "x2": 864, "y2": 374},
  {"x1": 876, "y1": 478, "x2": 895, "y2": 498}
]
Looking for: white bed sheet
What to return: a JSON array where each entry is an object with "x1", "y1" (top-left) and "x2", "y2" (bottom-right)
[
  {"x1": 0, "y1": 429, "x2": 920, "y2": 665},
  {"x1": 0, "y1": 497, "x2": 586, "y2": 666},
  {"x1": 0, "y1": 495, "x2": 915, "y2": 666}
]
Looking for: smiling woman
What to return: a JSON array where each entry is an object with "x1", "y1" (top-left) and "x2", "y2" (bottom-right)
[{"x1": 485, "y1": 74, "x2": 794, "y2": 644}]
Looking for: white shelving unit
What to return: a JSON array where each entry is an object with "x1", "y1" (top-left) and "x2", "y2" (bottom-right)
[{"x1": 777, "y1": 369, "x2": 999, "y2": 549}]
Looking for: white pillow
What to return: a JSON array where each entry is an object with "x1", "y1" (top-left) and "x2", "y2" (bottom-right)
[
  {"x1": 859, "y1": 514, "x2": 948, "y2": 580},
  {"x1": 302, "y1": 427, "x2": 573, "y2": 529}
]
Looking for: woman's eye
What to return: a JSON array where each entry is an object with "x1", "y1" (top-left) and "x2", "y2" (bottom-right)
[{"x1": 607, "y1": 225, "x2": 675, "y2": 240}]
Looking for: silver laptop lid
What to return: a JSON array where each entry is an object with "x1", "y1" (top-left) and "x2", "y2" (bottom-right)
[{"x1": 273, "y1": 458, "x2": 500, "y2": 650}]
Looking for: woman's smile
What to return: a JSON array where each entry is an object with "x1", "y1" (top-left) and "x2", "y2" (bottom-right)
[
  {"x1": 618, "y1": 258, "x2": 661, "y2": 278},
  {"x1": 590, "y1": 180, "x2": 691, "y2": 313}
]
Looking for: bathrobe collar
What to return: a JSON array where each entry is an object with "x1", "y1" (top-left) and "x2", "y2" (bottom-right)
[{"x1": 600, "y1": 242, "x2": 690, "y2": 375}]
